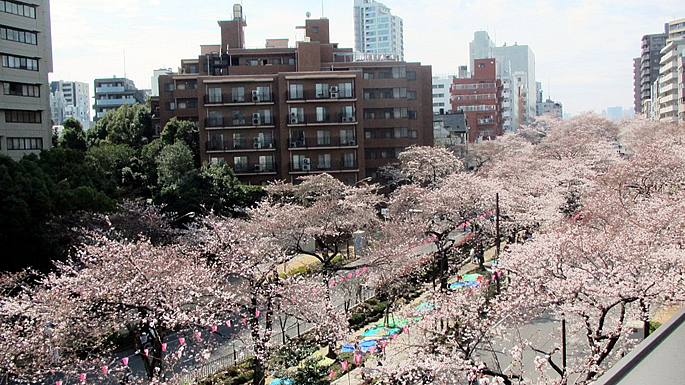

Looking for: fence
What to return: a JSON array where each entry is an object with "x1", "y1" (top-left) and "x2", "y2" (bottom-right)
[{"x1": 181, "y1": 285, "x2": 376, "y2": 383}]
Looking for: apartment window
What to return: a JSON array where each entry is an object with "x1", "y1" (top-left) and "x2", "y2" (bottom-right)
[
  {"x1": 208, "y1": 111, "x2": 223, "y2": 126},
  {"x1": 2, "y1": 54, "x2": 38, "y2": 71},
  {"x1": 407, "y1": 90, "x2": 417, "y2": 100},
  {"x1": 5, "y1": 110, "x2": 41, "y2": 123},
  {"x1": 289, "y1": 84, "x2": 303, "y2": 99},
  {"x1": 392, "y1": 67, "x2": 406, "y2": 79},
  {"x1": 164, "y1": 82, "x2": 175, "y2": 92},
  {"x1": 247, "y1": 59, "x2": 259, "y2": 66},
  {"x1": 209, "y1": 133, "x2": 224, "y2": 150},
  {"x1": 0, "y1": 26, "x2": 37, "y2": 45},
  {"x1": 0, "y1": 1, "x2": 36, "y2": 18},
  {"x1": 207, "y1": 87, "x2": 222, "y2": 103},
  {"x1": 317, "y1": 130, "x2": 331, "y2": 145},
  {"x1": 316, "y1": 83, "x2": 329, "y2": 98},
  {"x1": 257, "y1": 109, "x2": 272, "y2": 124},
  {"x1": 407, "y1": 71, "x2": 416, "y2": 80},
  {"x1": 317, "y1": 153, "x2": 331, "y2": 169},
  {"x1": 259, "y1": 155, "x2": 274, "y2": 171},
  {"x1": 233, "y1": 133, "x2": 246, "y2": 149},
  {"x1": 255, "y1": 86, "x2": 270, "y2": 101},
  {"x1": 340, "y1": 129, "x2": 354, "y2": 144},
  {"x1": 340, "y1": 106, "x2": 354, "y2": 120},
  {"x1": 393, "y1": 87, "x2": 407, "y2": 98},
  {"x1": 233, "y1": 156, "x2": 248, "y2": 173},
  {"x1": 394, "y1": 127, "x2": 409, "y2": 138},
  {"x1": 272, "y1": 58, "x2": 282, "y2": 65},
  {"x1": 393, "y1": 107, "x2": 407, "y2": 118},
  {"x1": 408, "y1": 110, "x2": 417, "y2": 119},
  {"x1": 363, "y1": 72, "x2": 374, "y2": 80},
  {"x1": 231, "y1": 87, "x2": 245, "y2": 102},
  {"x1": 338, "y1": 82, "x2": 353, "y2": 98},
  {"x1": 343, "y1": 152, "x2": 355, "y2": 168},
  {"x1": 165, "y1": 102, "x2": 176, "y2": 110},
  {"x1": 3, "y1": 82, "x2": 39, "y2": 97},
  {"x1": 378, "y1": 72, "x2": 392, "y2": 79},
  {"x1": 316, "y1": 106, "x2": 330, "y2": 122},
  {"x1": 7, "y1": 137, "x2": 43, "y2": 150}
]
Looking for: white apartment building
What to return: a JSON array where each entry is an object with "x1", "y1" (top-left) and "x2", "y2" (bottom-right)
[
  {"x1": 49, "y1": 80, "x2": 90, "y2": 129},
  {"x1": 657, "y1": 40, "x2": 685, "y2": 123},
  {"x1": 432, "y1": 74, "x2": 453, "y2": 114},
  {"x1": 353, "y1": 0, "x2": 404, "y2": 61},
  {"x1": 667, "y1": 18, "x2": 685, "y2": 42},
  {"x1": 678, "y1": 53, "x2": 685, "y2": 124},
  {"x1": 0, "y1": 0, "x2": 53, "y2": 160}
]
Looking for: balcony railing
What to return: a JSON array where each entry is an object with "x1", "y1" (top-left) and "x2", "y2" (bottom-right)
[
  {"x1": 206, "y1": 140, "x2": 277, "y2": 152},
  {"x1": 205, "y1": 117, "x2": 274, "y2": 128},
  {"x1": 95, "y1": 98, "x2": 138, "y2": 106},
  {"x1": 204, "y1": 92, "x2": 274, "y2": 104},
  {"x1": 287, "y1": 90, "x2": 355, "y2": 101},
  {"x1": 285, "y1": 113, "x2": 357, "y2": 124},
  {"x1": 289, "y1": 160, "x2": 358, "y2": 173},
  {"x1": 234, "y1": 163, "x2": 278, "y2": 174},
  {"x1": 287, "y1": 137, "x2": 357, "y2": 148}
]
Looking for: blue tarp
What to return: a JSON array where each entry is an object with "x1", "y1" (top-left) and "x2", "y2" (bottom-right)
[
  {"x1": 341, "y1": 344, "x2": 355, "y2": 352},
  {"x1": 269, "y1": 379, "x2": 293, "y2": 385},
  {"x1": 450, "y1": 281, "x2": 480, "y2": 289},
  {"x1": 361, "y1": 327, "x2": 401, "y2": 337}
]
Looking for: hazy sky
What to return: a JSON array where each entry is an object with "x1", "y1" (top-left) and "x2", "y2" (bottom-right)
[{"x1": 49, "y1": 0, "x2": 682, "y2": 116}]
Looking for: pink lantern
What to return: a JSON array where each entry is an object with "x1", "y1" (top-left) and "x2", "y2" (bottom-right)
[
  {"x1": 354, "y1": 354, "x2": 362, "y2": 365},
  {"x1": 356, "y1": 269, "x2": 360, "y2": 276},
  {"x1": 369, "y1": 346, "x2": 376, "y2": 354},
  {"x1": 331, "y1": 281, "x2": 335, "y2": 287},
  {"x1": 329, "y1": 369, "x2": 335, "y2": 379},
  {"x1": 80, "y1": 373, "x2": 86, "y2": 382},
  {"x1": 179, "y1": 337, "x2": 186, "y2": 346},
  {"x1": 348, "y1": 272, "x2": 353, "y2": 279},
  {"x1": 212, "y1": 325, "x2": 217, "y2": 332},
  {"x1": 242, "y1": 318, "x2": 247, "y2": 325},
  {"x1": 255, "y1": 310, "x2": 260, "y2": 318},
  {"x1": 122, "y1": 357, "x2": 129, "y2": 365},
  {"x1": 102, "y1": 366, "x2": 108, "y2": 375},
  {"x1": 162, "y1": 343, "x2": 167, "y2": 351},
  {"x1": 340, "y1": 276, "x2": 345, "y2": 282},
  {"x1": 196, "y1": 331, "x2": 202, "y2": 340},
  {"x1": 433, "y1": 234, "x2": 438, "y2": 240},
  {"x1": 341, "y1": 361, "x2": 349, "y2": 371},
  {"x1": 144, "y1": 349, "x2": 149, "y2": 356},
  {"x1": 363, "y1": 267, "x2": 367, "y2": 273},
  {"x1": 381, "y1": 340, "x2": 388, "y2": 348},
  {"x1": 402, "y1": 326, "x2": 409, "y2": 333},
  {"x1": 225, "y1": 320, "x2": 232, "y2": 327},
  {"x1": 56, "y1": 381, "x2": 62, "y2": 385},
  {"x1": 392, "y1": 333, "x2": 399, "y2": 341}
]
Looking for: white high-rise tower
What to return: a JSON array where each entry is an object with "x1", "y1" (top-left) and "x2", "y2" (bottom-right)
[{"x1": 353, "y1": 0, "x2": 404, "y2": 61}]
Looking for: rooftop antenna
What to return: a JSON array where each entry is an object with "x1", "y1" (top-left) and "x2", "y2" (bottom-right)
[
  {"x1": 123, "y1": 49, "x2": 127, "y2": 79},
  {"x1": 321, "y1": 0, "x2": 325, "y2": 17},
  {"x1": 306, "y1": 11, "x2": 311, "y2": 18}
]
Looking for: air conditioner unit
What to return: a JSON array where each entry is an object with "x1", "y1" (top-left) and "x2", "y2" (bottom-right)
[
  {"x1": 251, "y1": 90, "x2": 260, "y2": 102},
  {"x1": 254, "y1": 164, "x2": 262, "y2": 172},
  {"x1": 329, "y1": 86, "x2": 339, "y2": 93},
  {"x1": 341, "y1": 116, "x2": 350, "y2": 122},
  {"x1": 253, "y1": 139, "x2": 262, "y2": 149},
  {"x1": 302, "y1": 164, "x2": 311, "y2": 171},
  {"x1": 302, "y1": 158, "x2": 311, "y2": 165},
  {"x1": 252, "y1": 117, "x2": 261, "y2": 125},
  {"x1": 290, "y1": 117, "x2": 299, "y2": 124},
  {"x1": 330, "y1": 92, "x2": 339, "y2": 99},
  {"x1": 289, "y1": 141, "x2": 297, "y2": 148},
  {"x1": 348, "y1": 140, "x2": 356, "y2": 146}
]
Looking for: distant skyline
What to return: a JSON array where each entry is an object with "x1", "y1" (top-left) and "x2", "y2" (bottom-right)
[{"x1": 49, "y1": 0, "x2": 682, "y2": 116}]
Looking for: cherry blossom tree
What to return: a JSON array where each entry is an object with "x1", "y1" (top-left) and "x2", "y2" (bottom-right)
[{"x1": 0, "y1": 231, "x2": 231, "y2": 384}]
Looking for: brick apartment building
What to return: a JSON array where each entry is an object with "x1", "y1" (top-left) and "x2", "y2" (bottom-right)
[
  {"x1": 153, "y1": 4, "x2": 432, "y2": 185},
  {"x1": 450, "y1": 58, "x2": 503, "y2": 142}
]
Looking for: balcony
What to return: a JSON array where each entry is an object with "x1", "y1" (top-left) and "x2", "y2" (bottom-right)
[
  {"x1": 95, "y1": 97, "x2": 138, "y2": 106},
  {"x1": 287, "y1": 89, "x2": 355, "y2": 102},
  {"x1": 286, "y1": 113, "x2": 357, "y2": 125},
  {"x1": 204, "y1": 92, "x2": 275, "y2": 105},
  {"x1": 234, "y1": 163, "x2": 278, "y2": 175},
  {"x1": 95, "y1": 86, "x2": 125, "y2": 93},
  {"x1": 287, "y1": 137, "x2": 358, "y2": 149},
  {"x1": 289, "y1": 160, "x2": 359, "y2": 174},
  {"x1": 204, "y1": 117, "x2": 274, "y2": 128},
  {"x1": 206, "y1": 139, "x2": 277, "y2": 152}
]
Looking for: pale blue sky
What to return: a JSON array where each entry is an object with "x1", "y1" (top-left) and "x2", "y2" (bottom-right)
[{"x1": 50, "y1": 0, "x2": 682, "y2": 115}]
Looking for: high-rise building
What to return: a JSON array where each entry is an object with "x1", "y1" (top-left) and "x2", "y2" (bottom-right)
[
  {"x1": 637, "y1": 32, "x2": 667, "y2": 116},
  {"x1": 450, "y1": 58, "x2": 503, "y2": 142},
  {"x1": 633, "y1": 57, "x2": 642, "y2": 113},
  {"x1": 93, "y1": 77, "x2": 147, "y2": 122},
  {"x1": 666, "y1": 17, "x2": 685, "y2": 42},
  {"x1": 353, "y1": 0, "x2": 404, "y2": 61},
  {"x1": 153, "y1": 4, "x2": 432, "y2": 186},
  {"x1": 678, "y1": 52, "x2": 685, "y2": 124},
  {"x1": 657, "y1": 40, "x2": 685, "y2": 123},
  {"x1": 0, "y1": 0, "x2": 53, "y2": 160},
  {"x1": 49, "y1": 80, "x2": 90, "y2": 129},
  {"x1": 469, "y1": 31, "x2": 537, "y2": 128}
]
